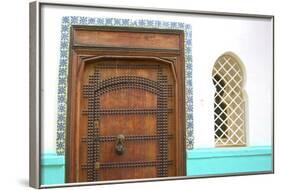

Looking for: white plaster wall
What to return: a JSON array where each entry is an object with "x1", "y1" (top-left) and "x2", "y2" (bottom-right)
[
  {"x1": 191, "y1": 16, "x2": 273, "y2": 148},
  {"x1": 41, "y1": 5, "x2": 273, "y2": 153}
]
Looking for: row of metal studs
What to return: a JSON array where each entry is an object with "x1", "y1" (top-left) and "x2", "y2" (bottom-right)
[
  {"x1": 156, "y1": 67, "x2": 169, "y2": 177},
  {"x1": 84, "y1": 68, "x2": 101, "y2": 181},
  {"x1": 82, "y1": 134, "x2": 173, "y2": 143},
  {"x1": 82, "y1": 160, "x2": 173, "y2": 169},
  {"x1": 84, "y1": 83, "x2": 173, "y2": 98},
  {"x1": 82, "y1": 108, "x2": 173, "y2": 115}
]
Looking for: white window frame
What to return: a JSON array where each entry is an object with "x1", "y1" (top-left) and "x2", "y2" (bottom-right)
[{"x1": 212, "y1": 53, "x2": 246, "y2": 147}]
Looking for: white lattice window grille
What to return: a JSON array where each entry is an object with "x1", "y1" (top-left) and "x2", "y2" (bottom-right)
[{"x1": 212, "y1": 53, "x2": 246, "y2": 147}]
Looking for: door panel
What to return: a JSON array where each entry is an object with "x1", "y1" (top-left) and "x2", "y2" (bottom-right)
[
  {"x1": 100, "y1": 89, "x2": 157, "y2": 108},
  {"x1": 99, "y1": 141, "x2": 158, "y2": 162},
  {"x1": 66, "y1": 26, "x2": 186, "y2": 183},
  {"x1": 100, "y1": 167, "x2": 157, "y2": 181},
  {"x1": 99, "y1": 115, "x2": 157, "y2": 135},
  {"x1": 72, "y1": 29, "x2": 180, "y2": 50}
]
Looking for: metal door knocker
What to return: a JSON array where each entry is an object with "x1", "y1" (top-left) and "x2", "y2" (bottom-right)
[{"x1": 115, "y1": 134, "x2": 125, "y2": 155}]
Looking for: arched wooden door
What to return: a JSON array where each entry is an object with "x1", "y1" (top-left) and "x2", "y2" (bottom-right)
[{"x1": 66, "y1": 26, "x2": 186, "y2": 182}]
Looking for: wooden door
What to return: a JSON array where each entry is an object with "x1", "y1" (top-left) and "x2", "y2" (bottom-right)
[{"x1": 66, "y1": 26, "x2": 186, "y2": 182}]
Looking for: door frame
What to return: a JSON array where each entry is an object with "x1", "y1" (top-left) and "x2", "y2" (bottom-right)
[{"x1": 65, "y1": 26, "x2": 186, "y2": 183}]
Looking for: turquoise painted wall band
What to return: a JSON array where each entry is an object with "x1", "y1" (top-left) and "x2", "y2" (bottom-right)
[
  {"x1": 40, "y1": 146, "x2": 272, "y2": 185},
  {"x1": 186, "y1": 146, "x2": 272, "y2": 176}
]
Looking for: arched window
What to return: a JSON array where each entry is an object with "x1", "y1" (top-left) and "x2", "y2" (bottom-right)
[{"x1": 212, "y1": 53, "x2": 246, "y2": 147}]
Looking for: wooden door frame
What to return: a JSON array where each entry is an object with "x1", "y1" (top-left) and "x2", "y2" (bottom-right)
[{"x1": 65, "y1": 26, "x2": 186, "y2": 183}]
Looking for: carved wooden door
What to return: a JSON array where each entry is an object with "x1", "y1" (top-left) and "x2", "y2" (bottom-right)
[{"x1": 66, "y1": 26, "x2": 186, "y2": 182}]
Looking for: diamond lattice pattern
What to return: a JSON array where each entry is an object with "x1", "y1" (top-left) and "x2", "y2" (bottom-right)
[{"x1": 212, "y1": 55, "x2": 246, "y2": 147}]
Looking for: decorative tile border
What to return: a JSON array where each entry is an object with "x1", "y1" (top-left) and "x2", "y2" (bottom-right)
[{"x1": 56, "y1": 16, "x2": 193, "y2": 155}]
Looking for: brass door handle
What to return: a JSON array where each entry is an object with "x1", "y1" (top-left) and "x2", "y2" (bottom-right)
[{"x1": 115, "y1": 134, "x2": 125, "y2": 155}]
